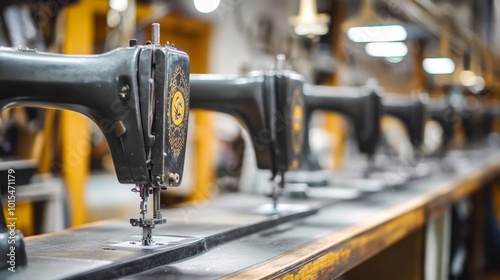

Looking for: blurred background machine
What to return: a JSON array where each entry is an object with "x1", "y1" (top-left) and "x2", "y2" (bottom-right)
[
  {"x1": 0, "y1": 0, "x2": 500, "y2": 279},
  {"x1": 286, "y1": 83, "x2": 385, "y2": 196},
  {"x1": 190, "y1": 67, "x2": 306, "y2": 212}
]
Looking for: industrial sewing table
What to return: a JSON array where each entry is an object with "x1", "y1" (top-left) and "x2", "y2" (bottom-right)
[{"x1": 2, "y1": 150, "x2": 498, "y2": 280}]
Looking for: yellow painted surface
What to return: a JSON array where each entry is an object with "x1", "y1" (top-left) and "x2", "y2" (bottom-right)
[
  {"x1": 17, "y1": 131, "x2": 44, "y2": 161},
  {"x1": 59, "y1": 111, "x2": 91, "y2": 226},
  {"x1": 61, "y1": 0, "x2": 94, "y2": 226},
  {"x1": 494, "y1": 119, "x2": 500, "y2": 133},
  {"x1": 324, "y1": 113, "x2": 347, "y2": 170},
  {"x1": 188, "y1": 110, "x2": 215, "y2": 201},
  {"x1": 3, "y1": 203, "x2": 33, "y2": 236},
  {"x1": 38, "y1": 109, "x2": 56, "y2": 174}
]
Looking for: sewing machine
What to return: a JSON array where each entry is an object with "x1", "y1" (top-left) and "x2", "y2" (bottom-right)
[
  {"x1": 383, "y1": 95, "x2": 427, "y2": 151},
  {"x1": 0, "y1": 24, "x2": 190, "y2": 270},
  {"x1": 457, "y1": 104, "x2": 493, "y2": 147},
  {"x1": 285, "y1": 84, "x2": 385, "y2": 195},
  {"x1": 190, "y1": 55, "x2": 306, "y2": 211},
  {"x1": 428, "y1": 99, "x2": 456, "y2": 156},
  {"x1": 382, "y1": 94, "x2": 430, "y2": 181},
  {"x1": 445, "y1": 84, "x2": 495, "y2": 147},
  {"x1": 441, "y1": 97, "x2": 497, "y2": 174},
  {"x1": 301, "y1": 84, "x2": 382, "y2": 171}
]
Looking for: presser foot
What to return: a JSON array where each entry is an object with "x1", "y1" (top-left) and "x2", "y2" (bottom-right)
[
  {"x1": 271, "y1": 187, "x2": 283, "y2": 212},
  {"x1": 130, "y1": 184, "x2": 166, "y2": 246},
  {"x1": 265, "y1": 182, "x2": 283, "y2": 212},
  {"x1": 130, "y1": 217, "x2": 167, "y2": 245},
  {"x1": 266, "y1": 173, "x2": 285, "y2": 213}
]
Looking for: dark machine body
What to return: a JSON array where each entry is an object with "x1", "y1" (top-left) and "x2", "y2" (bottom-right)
[
  {"x1": 428, "y1": 99, "x2": 456, "y2": 154},
  {"x1": 486, "y1": 105, "x2": 500, "y2": 136},
  {"x1": 446, "y1": 84, "x2": 493, "y2": 146},
  {"x1": 300, "y1": 84, "x2": 383, "y2": 170},
  {"x1": 190, "y1": 70, "x2": 306, "y2": 207},
  {"x1": 0, "y1": 25, "x2": 191, "y2": 267},
  {"x1": 455, "y1": 104, "x2": 493, "y2": 146},
  {"x1": 381, "y1": 95, "x2": 437, "y2": 181},
  {"x1": 383, "y1": 95, "x2": 428, "y2": 150},
  {"x1": 0, "y1": 46, "x2": 189, "y2": 186}
]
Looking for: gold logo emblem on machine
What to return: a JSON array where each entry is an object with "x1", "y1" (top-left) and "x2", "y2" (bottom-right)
[
  {"x1": 171, "y1": 91, "x2": 185, "y2": 126},
  {"x1": 169, "y1": 65, "x2": 189, "y2": 157},
  {"x1": 290, "y1": 88, "x2": 305, "y2": 169}
]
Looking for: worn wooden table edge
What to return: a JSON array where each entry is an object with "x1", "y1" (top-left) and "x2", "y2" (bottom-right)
[{"x1": 221, "y1": 160, "x2": 500, "y2": 280}]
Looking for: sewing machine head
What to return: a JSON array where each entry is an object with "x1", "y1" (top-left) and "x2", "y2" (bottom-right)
[
  {"x1": 428, "y1": 99, "x2": 456, "y2": 153},
  {"x1": 301, "y1": 84, "x2": 383, "y2": 169},
  {"x1": 383, "y1": 95, "x2": 428, "y2": 150},
  {"x1": 0, "y1": 23, "x2": 190, "y2": 245},
  {"x1": 446, "y1": 85, "x2": 493, "y2": 146},
  {"x1": 453, "y1": 99, "x2": 494, "y2": 147},
  {"x1": 190, "y1": 55, "x2": 306, "y2": 207}
]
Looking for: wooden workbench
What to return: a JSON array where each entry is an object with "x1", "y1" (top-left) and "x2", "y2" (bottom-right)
[
  {"x1": 3, "y1": 150, "x2": 499, "y2": 280},
  {"x1": 126, "y1": 151, "x2": 500, "y2": 280}
]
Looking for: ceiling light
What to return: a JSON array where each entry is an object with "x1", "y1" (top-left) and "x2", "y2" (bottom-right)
[
  {"x1": 110, "y1": 0, "x2": 128, "y2": 12},
  {"x1": 294, "y1": 24, "x2": 329, "y2": 37},
  {"x1": 365, "y1": 42, "x2": 408, "y2": 57},
  {"x1": 423, "y1": 58, "x2": 455, "y2": 75},
  {"x1": 347, "y1": 25, "x2": 407, "y2": 43},
  {"x1": 471, "y1": 76, "x2": 485, "y2": 93},
  {"x1": 459, "y1": 70, "x2": 476, "y2": 86},
  {"x1": 289, "y1": 0, "x2": 330, "y2": 38},
  {"x1": 194, "y1": 0, "x2": 220, "y2": 13},
  {"x1": 386, "y1": 57, "x2": 404, "y2": 63}
]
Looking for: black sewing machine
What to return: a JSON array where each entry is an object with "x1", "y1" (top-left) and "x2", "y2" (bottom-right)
[
  {"x1": 190, "y1": 55, "x2": 306, "y2": 212},
  {"x1": 441, "y1": 86, "x2": 497, "y2": 173},
  {"x1": 285, "y1": 83, "x2": 384, "y2": 197},
  {"x1": 381, "y1": 94, "x2": 431, "y2": 181},
  {"x1": 446, "y1": 84, "x2": 494, "y2": 147},
  {"x1": 428, "y1": 99, "x2": 456, "y2": 156},
  {"x1": 383, "y1": 95, "x2": 427, "y2": 151},
  {"x1": 300, "y1": 84, "x2": 382, "y2": 171},
  {"x1": 456, "y1": 103, "x2": 493, "y2": 147},
  {"x1": 0, "y1": 24, "x2": 190, "y2": 270}
]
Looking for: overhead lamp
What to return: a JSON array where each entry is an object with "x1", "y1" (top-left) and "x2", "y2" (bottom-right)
[
  {"x1": 342, "y1": 0, "x2": 407, "y2": 43},
  {"x1": 460, "y1": 71, "x2": 485, "y2": 93},
  {"x1": 386, "y1": 57, "x2": 404, "y2": 63},
  {"x1": 422, "y1": 23, "x2": 456, "y2": 76},
  {"x1": 365, "y1": 42, "x2": 408, "y2": 58},
  {"x1": 194, "y1": 0, "x2": 220, "y2": 13},
  {"x1": 459, "y1": 70, "x2": 476, "y2": 86},
  {"x1": 470, "y1": 76, "x2": 485, "y2": 93},
  {"x1": 347, "y1": 25, "x2": 407, "y2": 43},
  {"x1": 289, "y1": 0, "x2": 330, "y2": 38},
  {"x1": 423, "y1": 58, "x2": 455, "y2": 75},
  {"x1": 464, "y1": 39, "x2": 486, "y2": 92},
  {"x1": 109, "y1": 0, "x2": 128, "y2": 12}
]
